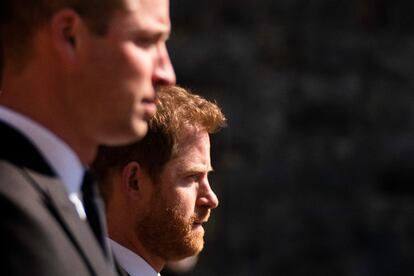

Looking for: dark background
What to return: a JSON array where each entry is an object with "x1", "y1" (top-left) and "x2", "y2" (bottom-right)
[{"x1": 166, "y1": 0, "x2": 414, "y2": 275}]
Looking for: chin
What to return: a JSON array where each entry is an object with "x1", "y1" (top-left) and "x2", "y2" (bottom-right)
[
  {"x1": 100, "y1": 125, "x2": 147, "y2": 146},
  {"x1": 170, "y1": 246, "x2": 203, "y2": 261},
  {"x1": 132, "y1": 118, "x2": 149, "y2": 138},
  {"x1": 183, "y1": 234, "x2": 204, "y2": 257}
]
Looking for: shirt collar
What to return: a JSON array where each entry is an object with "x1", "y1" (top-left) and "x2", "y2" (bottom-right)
[
  {"x1": 0, "y1": 105, "x2": 84, "y2": 194},
  {"x1": 108, "y1": 238, "x2": 160, "y2": 276}
]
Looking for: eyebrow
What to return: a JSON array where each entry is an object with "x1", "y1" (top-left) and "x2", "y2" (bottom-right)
[
  {"x1": 176, "y1": 163, "x2": 214, "y2": 175},
  {"x1": 146, "y1": 30, "x2": 170, "y2": 41},
  {"x1": 189, "y1": 166, "x2": 214, "y2": 174},
  {"x1": 126, "y1": 25, "x2": 170, "y2": 40}
]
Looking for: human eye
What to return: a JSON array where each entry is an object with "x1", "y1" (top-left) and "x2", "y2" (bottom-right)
[
  {"x1": 134, "y1": 35, "x2": 156, "y2": 47},
  {"x1": 185, "y1": 173, "x2": 199, "y2": 182},
  {"x1": 134, "y1": 31, "x2": 166, "y2": 48}
]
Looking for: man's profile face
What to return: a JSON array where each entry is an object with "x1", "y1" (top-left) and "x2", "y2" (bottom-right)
[
  {"x1": 71, "y1": 0, "x2": 176, "y2": 145},
  {"x1": 136, "y1": 128, "x2": 219, "y2": 261}
]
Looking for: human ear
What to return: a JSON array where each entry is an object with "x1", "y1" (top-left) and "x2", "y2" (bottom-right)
[
  {"x1": 49, "y1": 9, "x2": 81, "y2": 62},
  {"x1": 122, "y1": 162, "x2": 141, "y2": 197}
]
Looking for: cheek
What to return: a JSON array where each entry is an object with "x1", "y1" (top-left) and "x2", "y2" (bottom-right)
[
  {"x1": 121, "y1": 43, "x2": 154, "y2": 77},
  {"x1": 172, "y1": 189, "x2": 198, "y2": 217}
]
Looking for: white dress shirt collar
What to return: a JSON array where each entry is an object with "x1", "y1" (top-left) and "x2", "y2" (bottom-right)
[
  {"x1": 108, "y1": 238, "x2": 160, "y2": 276},
  {"x1": 0, "y1": 105, "x2": 84, "y2": 199}
]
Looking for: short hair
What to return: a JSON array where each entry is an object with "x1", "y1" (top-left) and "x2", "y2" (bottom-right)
[
  {"x1": 0, "y1": 0, "x2": 122, "y2": 64},
  {"x1": 92, "y1": 85, "x2": 226, "y2": 202}
]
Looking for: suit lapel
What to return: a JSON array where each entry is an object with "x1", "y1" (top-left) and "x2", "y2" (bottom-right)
[
  {"x1": 0, "y1": 121, "x2": 113, "y2": 275},
  {"x1": 25, "y1": 169, "x2": 112, "y2": 275},
  {"x1": 0, "y1": 121, "x2": 54, "y2": 175}
]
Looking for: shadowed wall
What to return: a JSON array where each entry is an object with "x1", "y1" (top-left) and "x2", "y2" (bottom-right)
[{"x1": 166, "y1": 1, "x2": 414, "y2": 276}]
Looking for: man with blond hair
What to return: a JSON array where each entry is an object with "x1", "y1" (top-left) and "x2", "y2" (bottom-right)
[
  {"x1": 92, "y1": 86, "x2": 226, "y2": 275},
  {"x1": 0, "y1": 0, "x2": 175, "y2": 274}
]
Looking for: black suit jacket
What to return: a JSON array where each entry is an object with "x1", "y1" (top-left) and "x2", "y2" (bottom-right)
[{"x1": 0, "y1": 121, "x2": 117, "y2": 276}]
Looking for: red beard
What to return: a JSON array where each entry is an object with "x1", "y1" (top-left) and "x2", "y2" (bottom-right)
[{"x1": 136, "y1": 194, "x2": 211, "y2": 261}]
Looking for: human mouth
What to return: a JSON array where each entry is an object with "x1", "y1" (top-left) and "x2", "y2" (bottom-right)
[
  {"x1": 142, "y1": 97, "x2": 157, "y2": 119},
  {"x1": 191, "y1": 209, "x2": 210, "y2": 229},
  {"x1": 192, "y1": 219, "x2": 208, "y2": 230},
  {"x1": 192, "y1": 223, "x2": 204, "y2": 231}
]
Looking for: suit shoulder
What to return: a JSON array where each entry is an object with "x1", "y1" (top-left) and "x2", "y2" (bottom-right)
[{"x1": 0, "y1": 160, "x2": 44, "y2": 202}]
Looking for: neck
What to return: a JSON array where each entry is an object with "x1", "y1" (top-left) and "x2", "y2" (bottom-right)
[
  {"x1": 107, "y1": 201, "x2": 166, "y2": 272},
  {"x1": 1, "y1": 66, "x2": 97, "y2": 165}
]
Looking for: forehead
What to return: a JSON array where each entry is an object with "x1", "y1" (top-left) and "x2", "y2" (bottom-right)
[
  {"x1": 163, "y1": 130, "x2": 212, "y2": 176},
  {"x1": 120, "y1": 0, "x2": 171, "y2": 28}
]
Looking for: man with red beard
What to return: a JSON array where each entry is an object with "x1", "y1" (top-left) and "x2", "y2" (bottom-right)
[{"x1": 91, "y1": 85, "x2": 226, "y2": 275}]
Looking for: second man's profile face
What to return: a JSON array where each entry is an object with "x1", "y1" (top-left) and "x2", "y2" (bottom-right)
[
  {"x1": 136, "y1": 128, "x2": 219, "y2": 261},
  {"x1": 73, "y1": 0, "x2": 176, "y2": 146}
]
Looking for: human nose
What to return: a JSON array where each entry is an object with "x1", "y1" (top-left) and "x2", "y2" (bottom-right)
[
  {"x1": 152, "y1": 43, "x2": 176, "y2": 86},
  {"x1": 197, "y1": 179, "x2": 219, "y2": 210}
]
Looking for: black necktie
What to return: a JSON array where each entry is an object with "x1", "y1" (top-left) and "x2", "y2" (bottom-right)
[{"x1": 81, "y1": 170, "x2": 110, "y2": 258}]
